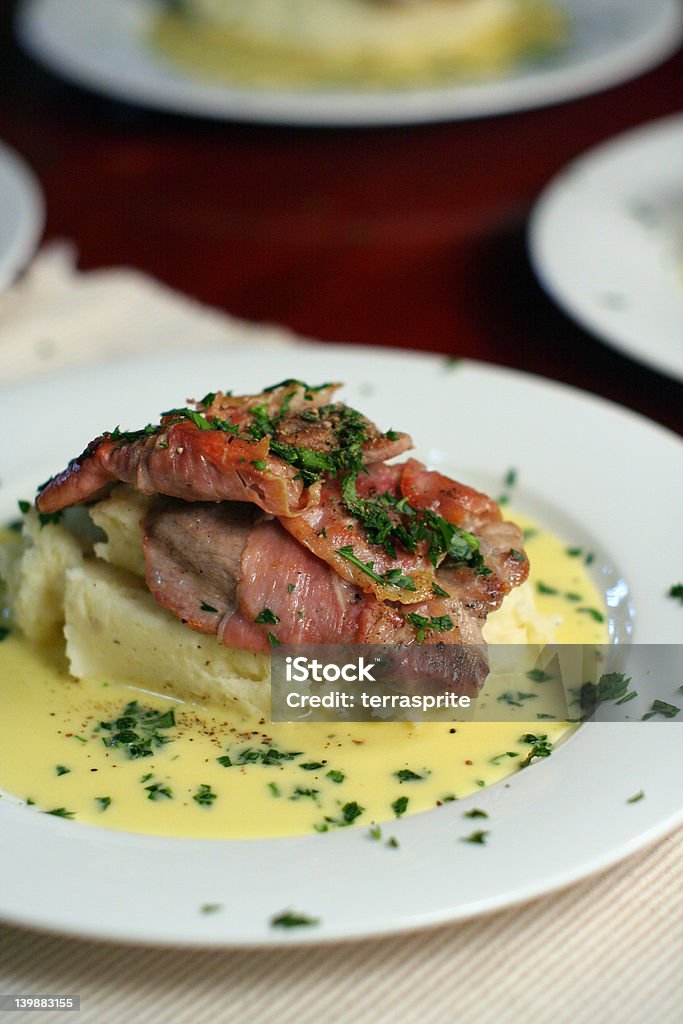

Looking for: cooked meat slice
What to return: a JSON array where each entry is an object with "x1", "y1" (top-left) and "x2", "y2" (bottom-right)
[
  {"x1": 143, "y1": 498, "x2": 256, "y2": 632},
  {"x1": 400, "y1": 460, "x2": 529, "y2": 615},
  {"x1": 36, "y1": 381, "x2": 411, "y2": 516},
  {"x1": 278, "y1": 468, "x2": 436, "y2": 604},
  {"x1": 220, "y1": 519, "x2": 369, "y2": 653},
  {"x1": 38, "y1": 426, "x2": 314, "y2": 517},
  {"x1": 139, "y1": 495, "x2": 492, "y2": 693}
]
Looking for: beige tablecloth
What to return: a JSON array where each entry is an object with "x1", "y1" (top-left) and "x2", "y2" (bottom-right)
[{"x1": 1, "y1": 250, "x2": 682, "y2": 1024}]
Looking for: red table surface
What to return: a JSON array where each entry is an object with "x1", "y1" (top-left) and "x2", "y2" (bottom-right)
[{"x1": 0, "y1": 2, "x2": 681, "y2": 435}]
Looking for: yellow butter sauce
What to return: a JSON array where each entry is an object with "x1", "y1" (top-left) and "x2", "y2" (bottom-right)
[{"x1": 0, "y1": 516, "x2": 607, "y2": 839}]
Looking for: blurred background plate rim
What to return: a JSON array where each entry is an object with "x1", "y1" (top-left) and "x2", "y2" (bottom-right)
[
  {"x1": 15, "y1": 0, "x2": 683, "y2": 126},
  {"x1": 0, "y1": 139, "x2": 44, "y2": 294},
  {"x1": 528, "y1": 112, "x2": 683, "y2": 384}
]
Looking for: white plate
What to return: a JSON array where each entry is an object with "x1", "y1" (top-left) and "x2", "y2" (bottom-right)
[
  {"x1": 530, "y1": 114, "x2": 683, "y2": 383},
  {"x1": 0, "y1": 140, "x2": 44, "y2": 293},
  {"x1": 1, "y1": 344, "x2": 682, "y2": 947},
  {"x1": 17, "y1": 0, "x2": 683, "y2": 126}
]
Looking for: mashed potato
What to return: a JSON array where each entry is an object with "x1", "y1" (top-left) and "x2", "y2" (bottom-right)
[{"x1": 152, "y1": 0, "x2": 566, "y2": 88}]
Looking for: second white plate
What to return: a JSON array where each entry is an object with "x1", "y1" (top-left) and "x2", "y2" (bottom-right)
[
  {"x1": 529, "y1": 113, "x2": 683, "y2": 382},
  {"x1": 17, "y1": 0, "x2": 683, "y2": 126},
  {"x1": 0, "y1": 140, "x2": 44, "y2": 293}
]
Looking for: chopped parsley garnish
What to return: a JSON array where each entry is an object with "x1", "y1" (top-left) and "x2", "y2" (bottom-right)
[
  {"x1": 642, "y1": 700, "x2": 680, "y2": 721},
  {"x1": 432, "y1": 582, "x2": 451, "y2": 598},
  {"x1": 387, "y1": 836, "x2": 400, "y2": 849},
  {"x1": 98, "y1": 701, "x2": 176, "y2": 759},
  {"x1": 95, "y1": 796, "x2": 112, "y2": 811},
  {"x1": 368, "y1": 824, "x2": 382, "y2": 840},
  {"x1": 219, "y1": 746, "x2": 302, "y2": 767},
  {"x1": 255, "y1": 608, "x2": 280, "y2": 625},
  {"x1": 519, "y1": 734, "x2": 553, "y2": 767},
  {"x1": 291, "y1": 787, "x2": 319, "y2": 802},
  {"x1": 200, "y1": 600, "x2": 218, "y2": 613},
  {"x1": 251, "y1": 459, "x2": 268, "y2": 471},
  {"x1": 490, "y1": 751, "x2": 519, "y2": 765},
  {"x1": 336, "y1": 545, "x2": 415, "y2": 591},
  {"x1": 668, "y1": 584, "x2": 683, "y2": 604},
  {"x1": 300, "y1": 762, "x2": 324, "y2": 771},
  {"x1": 340, "y1": 476, "x2": 490, "y2": 576},
  {"x1": 536, "y1": 581, "x2": 558, "y2": 596},
  {"x1": 341, "y1": 801, "x2": 364, "y2": 824},
  {"x1": 394, "y1": 769, "x2": 424, "y2": 782},
  {"x1": 145, "y1": 782, "x2": 173, "y2": 801},
  {"x1": 497, "y1": 691, "x2": 537, "y2": 707},
  {"x1": 55, "y1": 765, "x2": 70, "y2": 776},
  {"x1": 391, "y1": 796, "x2": 409, "y2": 817},
  {"x1": 462, "y1": 830, "x2": 489, "y2": 844},
  {"x1": 287, "y1": 583, "x2": 296, "y2": 593},
  {"x1": 380, "y1": 567, "x2": 416, "y2": 591},
  {"x1": 627, "y1": 790, "x2": 645, "y2": 804},
  {"x1": 268, "y1": 782, "x2": 280, "y2": 798},
  {"x1": 267, "y1": 632, "x2": 281, "y2": 647},
  {"x1": 578, "y1": 607, "x2": 605, "y2": 623},
  {"x1": 580, "y1": 673, "x2": 632, "y2": 712},
  {"x1": 405, "y1": 612, "x2": 454, "y2": 644},
  {"x1": 270, "y1": 910, "x2": 320, "y2": 929},
  {"x1": 45, "y1": 808, "x2": 74, "y2": 819},
  {"x1": 193, "y1": 784, "x2": 217, "y2": 806},
  {"x1": 526, "y1": 668, "x2": 554, "y2": 683},
  {"x1": 504, "y1": 468, "x2": 517, "y2": 489},
  {"x1": 326, "y1": 770, "x2": 345, "y2": 784},
  {"x1": 464, "y1": 808, "x2": 488, "y2": 819}
]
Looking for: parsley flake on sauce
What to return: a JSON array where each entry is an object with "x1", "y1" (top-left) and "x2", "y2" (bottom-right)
[
  {"x1": 391, "y1": 796, "x2": 409, "y2": 818},
  {"x1": 519, "y1": 734, "x2": 553, "y2": 768},
  {"x1": 526, "y1": 668, "x2": 554, "y2": 683},
  {"x1": 668, "y1": 584, "x2": 683, "y2": 604},
  {"x1": 45, "y1": 808, "x2": 75, "y2": 819},
  {"x1": 394, "y1": 769, "x2": 424, "y2": 782},
  {"x1": 193, "y1": 784, "x2": 217, "y2": 806},
  {"x1": 98, "y1": 701, "x2": 176, "y2": 760},
  {"x1": 145, "y1": 782, "x2": 173, "y2": 801}
]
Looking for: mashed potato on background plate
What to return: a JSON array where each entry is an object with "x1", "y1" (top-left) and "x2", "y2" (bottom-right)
[{"x1": 152, "y1": 0, "x2": 567, "y2": 88}]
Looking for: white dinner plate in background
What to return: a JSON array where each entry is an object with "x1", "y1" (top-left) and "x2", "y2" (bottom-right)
[
  {"x1": 16, "y1": 0, "x2": 683, "y2": 126},
  {"x1": 0, "y1": 140, "x2": 44, "y2": 293},
  {"x1": 529, "y1": 114, "x2": 683, "y2": 383},
  {"x1": 0, "y1": 343, "x2": 681, "y2": 947}
]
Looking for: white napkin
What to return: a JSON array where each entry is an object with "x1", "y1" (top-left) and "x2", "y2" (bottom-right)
[{"x1": 0, "y1": 243, "x2": 297, "y2": 386}]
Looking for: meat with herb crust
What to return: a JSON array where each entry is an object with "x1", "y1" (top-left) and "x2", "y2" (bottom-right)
[{"x1": 35, "y1": 380, "x2": 528, "y2": 668}]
